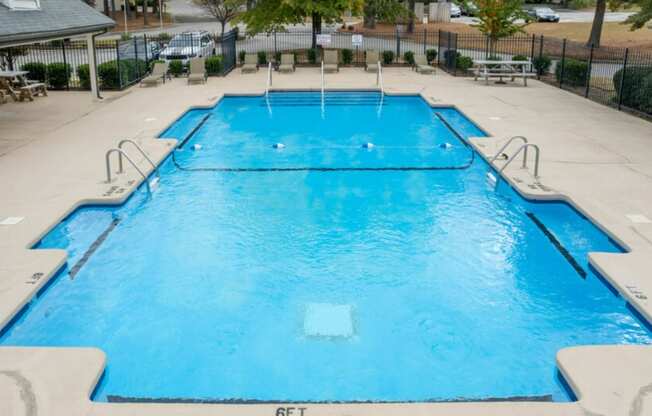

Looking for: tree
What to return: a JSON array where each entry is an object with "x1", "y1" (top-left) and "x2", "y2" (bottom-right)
[
  {"x1": 406, "y1": 0, "x2": 415, "y2": 33},
  {"x1": 610, "y1": 0, "x2": 652, "y2": 30},
  {"x1": 469, "y1": 0, "x2": 530, "y2": 54},
  {"x1": 363, "y1": 0, "x2": 409, "y2": 29},
  {"x1": 238, "y1": 0, "x2": 363, "y2": 47},
  {"x1": 143, "y1": 0, "x2": 149, "y2": 26},
  {"x1": 195, "y1": 0, "x2": 246, "y2": 35},
  {"x1": 587, "y1": 0, "x2": 607, "y2": 47}
]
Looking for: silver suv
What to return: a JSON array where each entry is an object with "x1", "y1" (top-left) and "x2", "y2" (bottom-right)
[{"x1": 159, "y1": 31, "x2": 215, "y2": 64}]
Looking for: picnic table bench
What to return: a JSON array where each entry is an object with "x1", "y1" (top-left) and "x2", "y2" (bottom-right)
[
  {"x1": 0, "y1": 70, "x2": 48, "y2": 102},
  {"x1": 473, "y1": 60, "x2": 536, "y2": 86}
]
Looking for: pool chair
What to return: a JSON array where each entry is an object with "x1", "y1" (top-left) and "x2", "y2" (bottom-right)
[
  {"x1": 278, "y1": 53, "x2": 295, "y2": 73},
  {"x1": 241, "y1": 53, "x2": 258, "y2": 73},
  {"x1": 414, "y1": 55, "x2": 436, "y2": 75},
  {"x1": 365, "y1": 51, "x2": 379, "y2": 73},
  {"x1": 323, "y1": 50, "x2": 339, "y2": 73},
  {"x1": 140, "y1": 62, "x2": 169, "y2": 87},
  {"x1": 187, "y1": 57, "x2": 207, "y2": 84}
]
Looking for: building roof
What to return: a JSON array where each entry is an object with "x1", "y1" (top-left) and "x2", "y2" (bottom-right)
[{"x1": 0, "y1": 0, "x2": 115, "y2": 48}]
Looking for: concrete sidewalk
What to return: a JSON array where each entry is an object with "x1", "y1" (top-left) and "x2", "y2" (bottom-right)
[{"x1": 1, "y1": 68, "x2": 652, "y2": 416}]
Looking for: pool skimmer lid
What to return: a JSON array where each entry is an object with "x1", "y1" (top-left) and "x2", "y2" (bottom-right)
[{"x1": 304, "y1": 303, "x2": 354, "y2": 338}]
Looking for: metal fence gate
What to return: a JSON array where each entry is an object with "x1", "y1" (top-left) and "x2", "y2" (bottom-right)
[{"x1": 220, "y1": 29, "x2": 237, "y2": 75}]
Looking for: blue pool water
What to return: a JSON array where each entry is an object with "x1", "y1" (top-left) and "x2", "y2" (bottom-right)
[{"x1": 1, "y1": 92, "x2": 650, "y2": 403}]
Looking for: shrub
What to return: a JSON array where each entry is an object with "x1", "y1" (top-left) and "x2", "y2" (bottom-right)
[
  {"x1": 21, "y1": 62, "x2": 47, "y2": 82},
  {"x1": 77, "y1": 64, "x2": 90, "y2": 89},
  {"x1": 120, "y1": 32, "x2": 133, "y2": 41},
  {"x1": 274, "y1": 51, "x2": 281, "y2": 63},
  {"x1": 426, "y1": 49, "x2": 437, "y2": 64},
  {"x1": 403, "y1": 51, "x2": 415, "y2": 65},
  {"x1": 382, "y1": 50, "x2": 394, "y2": 65},
  {"x1": 97, "y1": 59, "x2": 147, "y2": 89},
  {"x1": 456, "y1": 55, "x2": 474, "y2": 71},
  {"x1": 341, "y1": 48, "x2": 353, "y2": 65},
  {"x1": 555, "y1": 58, "x2": 588, "y2": 87},
  {"x1": 257, "y1": 51, "x2": 267, "y2": 65},
  {"x1": 205, "y1": 56, "x2": 223, "y2": 75},
  {"x1": 307, "y1": 48, "x2": 318, "y2": 64},
  {"x1": 532, "y1": 55, "x2": 552, "y2": 76},
  {"x1": 46, "y1": 62, "x2": 72, "y2": 89},
  {"x1": 238, "y1": 50, "x2": 246, "y2": 63},
  {"x1": 169, "y1": 59, "x2": 184, "y2": 76},
  {"x1": 512, "y1": 55, "x2": 529, "y2": 61},
  {"x1": 613, "y1": 66, "x2": 652, "y2": 114}
]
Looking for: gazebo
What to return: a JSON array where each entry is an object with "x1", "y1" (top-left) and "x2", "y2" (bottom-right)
[{"x1": 0, "y1": 0, "x2": 115, "y2": 98}]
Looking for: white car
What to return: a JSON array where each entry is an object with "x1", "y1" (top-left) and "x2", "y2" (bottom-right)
[
  {"x1": 450, "y1": 4, "x2": 462, "y2": 18},
  {"x1": 159, "y1": 31, "x2": 215, "y2": 64}
]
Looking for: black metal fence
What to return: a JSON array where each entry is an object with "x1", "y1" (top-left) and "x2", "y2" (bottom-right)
[
  {"x1": 2, "y1": 28, "x2": 650, "y2": 119},
  {"x1": 436, "y1": 31, "x2": 652, "y2": 119},
  {"x1": 0, "y1": 30, "x2": 237, "y2": 90}
]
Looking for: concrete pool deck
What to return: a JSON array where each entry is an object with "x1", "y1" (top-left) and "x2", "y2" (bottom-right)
[{"x1": 1, "y1": 68, "x2": 651, "y2": 416}]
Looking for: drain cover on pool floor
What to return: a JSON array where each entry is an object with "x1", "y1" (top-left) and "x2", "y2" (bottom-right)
[{"x1": 304, "y1": 303, "x2": 354, "y2": 338}]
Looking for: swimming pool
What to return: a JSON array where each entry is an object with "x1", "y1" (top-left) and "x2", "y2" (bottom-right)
[{"x1": 1, "y1": 92, "x2": 650, "y2": 403}]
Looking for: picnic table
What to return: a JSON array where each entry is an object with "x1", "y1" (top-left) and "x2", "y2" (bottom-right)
[
  {"x1": 473, "y1": 60, "x2": 536, "y2": 86},
  {"x1": 0, "y1": 70, "x2": 47, "y2": 102}
]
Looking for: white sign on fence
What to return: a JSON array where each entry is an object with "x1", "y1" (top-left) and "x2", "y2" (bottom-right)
[
  {"x1": 316, "y1": 34, "x2": 332, "y2": 46},
  {"x1": 352, "y1": 34, "x2": 363, "y2": 46}
]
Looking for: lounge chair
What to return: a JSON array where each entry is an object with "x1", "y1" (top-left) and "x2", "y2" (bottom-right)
[
  {"x1": 241, "y1": 53, "x2": 258, "y2": 73},
  {"x1": 414, "y1": 55, "x2": 435, "y2": 75},
  {"x1": 323, "y1": 50, "x2": 339, "y2": 73},
  {"x1": 365, "y1": 51, "x2": 379, "y2": 73},
  {"x1": 278, "y1": 53, "x2": 295, "y2": 73},
  {"x1": 140, "y1": 62, "x2": 169, "y2": 87},
  {"x1": 187, "y1": 57, "x2": 207, "y2": 84},
  {"x1": 0, "y1": 77, "x2": 47, "y2": 102}
]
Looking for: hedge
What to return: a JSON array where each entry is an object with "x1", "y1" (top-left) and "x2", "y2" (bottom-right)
[
  {"x1": 532, "y1": 55, "x2": 552, "y2": 76},
  {"x1": 21, "y1": 62, "x2": 47, "y2": 82},
  {"x1": 613, "y1": 66, "x2": 652, "y2": 114},
  {"x1": 97, "y1": 59, "x2": 147, "y2": 89},
  {"x1": 46, "y1": 62, "x2": 72, "y2": 89},
  {"x1": 556, "y1": 58, "x2": 588, "y2": 87},
  {"x1": 77, "y1": 64, "x2": 90, "y2": 89},
  {"x1": 403, "y1": 51, "x2": 415, "y2": 65},
  {"x1": 205, "y1": 56, "x2": 223, "y2": 75},
  {"x1": 382, "y1": 50, "x2": 394, "y2": 65}
]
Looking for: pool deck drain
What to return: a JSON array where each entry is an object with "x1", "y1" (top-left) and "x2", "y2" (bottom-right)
[{"x1": 304, "y1": 303, "x2": 354, "y2": 338}]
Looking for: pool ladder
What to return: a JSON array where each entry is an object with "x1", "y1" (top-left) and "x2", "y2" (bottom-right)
[
  {"x1": 490, "y1": 136, "x2": 541, "y2": 178},
  {"x1": 105, "y1": 139, "x2": 159, "y2": 193}
]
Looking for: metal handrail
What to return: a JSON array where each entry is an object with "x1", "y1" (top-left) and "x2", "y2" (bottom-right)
[
  {"x1": 499, "y1": 143, "x2": 541, "y2": 178},
  {"x1": 320, "y1": 60, "x2": 325, "y2": 99},
  {"x1": 117, "y1": 139, "x2": 158, "y2": 177},
  {"x1": 490, "y1": 136, "x2": 528, "y2": 168},
  {"x1": 105, "y1": 148, "x2": 151, "y2": 193},
  {"x1": 377, "y1": 61, "x2": 384, "y2": 94},
  {"x1": 265, "y1": 62, "x2": 272, "y2": 97}
]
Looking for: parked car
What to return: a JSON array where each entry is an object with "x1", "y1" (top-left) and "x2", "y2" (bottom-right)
[
  {"x1": 527, "y1": 7, "x2": 560, "y2": 23},
  {"x1": 159, "y1": 31, "x2": 215, "y2": 64},
  {"x1": 461, "y1": 1, "x2": 478, "y2": 16},
  {"x1": 118, "y1": 39, "x2": 161, "y2": 61},
  {"x1": 450, "y1": 4, "x2": 462, "y2": 18}
]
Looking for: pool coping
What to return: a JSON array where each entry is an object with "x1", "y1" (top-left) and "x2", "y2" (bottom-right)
[{"x1": 1, "y1": 87, "x2": 651, "y2": 416}]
